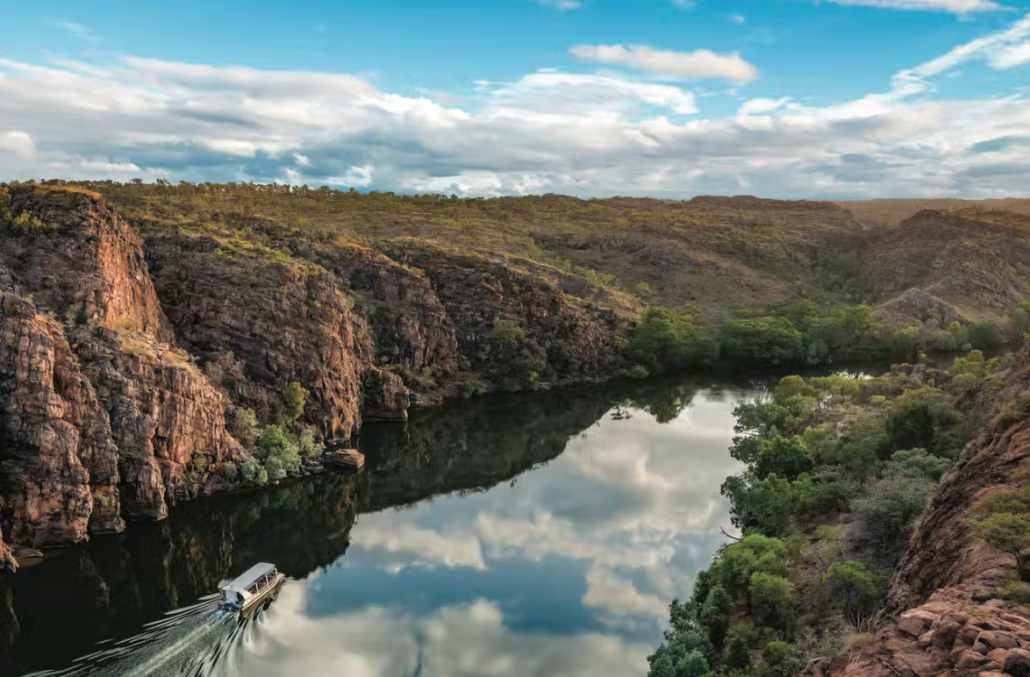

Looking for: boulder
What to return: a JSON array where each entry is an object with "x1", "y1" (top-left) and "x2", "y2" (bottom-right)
[
  {"x1": 325, "y1": 449, "x2": 365, "y2": 471},
  {"x1": 898, "y1": 610, "x2": 938, "y2": 638},
  {"x1": 955, "y1": 650, "x2": 989, "y2": 671},
  {"x1": 978, "y1": 631, "x2": 1021, "y2": 651},
  {"x1": 934, "y1": 620, "x2": 963, "y2": 650},
  {"x1": 1005, "y1": 648, "x2": 1030, "y2": 677}
]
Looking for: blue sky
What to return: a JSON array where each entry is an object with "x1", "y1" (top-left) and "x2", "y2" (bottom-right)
[{"x1": 1, "y1": 0, "x2": 1030, "y2": 198}]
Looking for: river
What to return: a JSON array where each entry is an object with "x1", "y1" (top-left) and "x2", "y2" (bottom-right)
[{"x1": 1, "y1": 374, "x2": 784, "y2": 677}]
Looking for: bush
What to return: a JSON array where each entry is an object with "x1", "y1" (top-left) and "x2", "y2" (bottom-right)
[
  {"x1": 298, "y1": 425, "x2": 324, "y2": 458},
  {"x1": 755, "y1": 436, "x2": 814, "y2": 481},
  {"x1": 241, "y1": 459, "x2": 266, "y2": 485},
  {"x1": 749, "y1": 572, "x2": 791, "y2": 623},
  {"x1": 265, "y1": 455, "x2": 287, "y2": 482},
  {"x1": 886, "y1": 400, "x2": 939, "y2": 453},
  {"x1": 674, "y1": 650, "x2": 709, "y2": 677},
  {"x1": 230, "y1": 408, "x2": 259, "y2": 448},
  {"x1": 222, "y1": 462, "x2": 238, "y2": 481},
  {"x1": 968, "y1": 492, "x2": 1030, "y2": 582},
  {"x1": 282, "y1": 381, "x2": 309, "y2": 422},
  {"x1": 628, "y1": 307, "x2": 717, "y2": 373},
  {"x1": 723, "y1": 625, "x2": 752, "y2": 671},
  {"x1": 888, "y1": 448, "x2": 952, "y2": 481},
  {"x1": 722, "y1": 474, "x2": 796, "y2": 537},
  {"x1": 852, "y1": 468, "x2": 936, "y2": 563},
  {"x1": 822, "y1": 561, "x2": 885, "y2": 626},
  {"x1": 256, "y1": 424, "x2": 302, "y2": 475},
  {"x1": 464, "y1": 378, "x2": 488, "y2": 397},
  {"x1": 720, "y1": 316, "x2": 804, "y2": 365},
  {"x1": 763, "y1": 641, "x2": 805, "y2": 677}
]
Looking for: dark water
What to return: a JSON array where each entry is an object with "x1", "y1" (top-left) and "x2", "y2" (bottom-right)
[{"x1": 1, "y1": 375, "x2": 778, "y2": 677}]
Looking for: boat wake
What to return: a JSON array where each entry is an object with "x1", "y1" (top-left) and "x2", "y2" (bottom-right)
[{"x1": 24, "y1": 593, "x2": 274, "y2": 677}]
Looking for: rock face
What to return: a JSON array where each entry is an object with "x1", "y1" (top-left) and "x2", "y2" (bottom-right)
[
  {"x1": 864, "y1": 209, "x2": 1030, "y2": 319},
  {"x1": 0, "y1": 184, "x2": 636, "y2": 562},
  {"x1": 0, "y1": 185, "x2": 251, "y2": 547},
  {"x1": 143, "y1": 232, "x2": 407, "y2": 440},
  {"x1": 384, "y1": 242, "x2": 626, "y2": 387}
]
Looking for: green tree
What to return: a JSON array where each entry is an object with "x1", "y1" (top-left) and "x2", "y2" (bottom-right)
[
  {"x1": 755, "y1": 436, "x2": 814, "y2": 481},
  {"x1": 969, "y1": 511, "x2": 1030, "y2": 581},
  {"x1": 886, "y1": 400, "x2": 938, "y2": 453},
  {"x1": 628, "y1": 308, "x2": 716, "y2": 373},
  {"x1": 675, "y1": 650, "x2": 709, "y2": 677},
  {"x1": 723, "y1": 625, "x2": 752, "y2": 671},
  {"x1": 748, "y1": 572, "x2": 791, "y2": 622},
  {"x1": 699, "y1": 585, "x2": 731, "y2": 649},
  {"x1": 283, "y1": 381, "x2": 309, "y2": 422},
  {"x1": 720, "y1": 316, "x2": 804, "y2": 365},
  {"x1": 822, "y1": 561, "x2": 885, "y2": 626}
]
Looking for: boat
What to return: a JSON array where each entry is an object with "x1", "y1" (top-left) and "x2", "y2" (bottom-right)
[{"x1": 219, "y1": 563, "x2": 285, "y2": 614}]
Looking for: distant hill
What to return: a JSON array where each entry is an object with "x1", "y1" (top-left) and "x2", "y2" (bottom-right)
[{"x1": 838, "y1": 198, "x2": 1030, "y2": 229}]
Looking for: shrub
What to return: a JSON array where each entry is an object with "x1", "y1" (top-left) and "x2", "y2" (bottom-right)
[
  {"x1": 674, "y1": 650, "x2": 709, "y2": 677},
  {"x1": 755, "y1": 436, "x2": 814, "y2": 481},
  {"x1": 749, "y1": 572, "x2": 791, "y2": 622},
  {"x1": 282, "y1": 381, "x2": 309, "y2": 422},
  {"x1": 852, "y1": 468, "x2": 936, "y2": 563},
  {"x1": 888, "y1": 449, "x2": 952, "y2": 481},
  {"x1": 721, "y1": 473, "x2": 796, "y2": 538},
  {"x1": 720, "y1": 316, "x2": 804, "y2": 365},
  {"x1": 969, "y1": 509, "x2": 1030, "y2": 581},
  {"x1": 723, "y1": 625, "x2": 752, "y2": 671},
  {"x1": 298, "y1": 425, "x2": 324, "y2": 458},
  {"x1": 699, "y1": 585, "x2": 731, "y2": 648},
  {"x1": 265, "y1": 455, "x2": 287, "y2": 482},
  {"x1": 628, "y1": 307, "x2": 716, "y2": 373},
  {"x1": 763, "y1": 641, "x2": 805, "y2": 677},
  {"x1": 241, "y1": 459, "x2": 265, "y2": 485},
  {"x1": 886, "y1": 400, "x2": 938, "y2": 453},
  {"x1": 230, "y1": 408, "x2": 259, "y2": 448},
  {"x1": 490, "y1": 318, "x2": 527, "y2": 351},
  {"x1": 822, "y1": 561, "x2": 885, "y2": 627},
  {"x1": 256, "y1": 424, "x2": 302, "y2": 475},
  {"x1": 222, "y1": 462, "x2": 238, "y2": 481},
  {"x1": 464, "y1": 378, "x2": 488, "y2": 397}
]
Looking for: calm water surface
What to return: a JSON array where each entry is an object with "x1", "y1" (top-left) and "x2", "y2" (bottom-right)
[{"x1": 1, "y1": 375, "x2": 777, "y2": 677}]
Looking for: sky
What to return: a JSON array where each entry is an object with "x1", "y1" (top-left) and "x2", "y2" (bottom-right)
[{"x1": 1, "y1": 0, "x2": 1030, "y2": 199}]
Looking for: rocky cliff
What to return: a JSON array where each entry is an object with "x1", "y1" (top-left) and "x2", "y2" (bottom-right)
[
  {"x1": 0, "y1": 185, "x2": 252, "y2": 553},
  {"x1": 0, "y1": 183, "x2": 636, "y2": 565}
]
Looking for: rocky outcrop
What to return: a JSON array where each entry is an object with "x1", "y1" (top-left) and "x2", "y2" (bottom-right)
[
  {"x1": 383, "y1": 241, "x2": 627, "y2": 387},
  {"x1": 0, "y1": 185, "x2": 251, "y2": 544},
  {"x1": 0, "y1": 294, "x2": 121, "y2": 545},
  {"x1": 323, "y1": 243, "x2": 459, "y2": 375},
  {"x1": 863, "y1": 210, "x2": 1030, "y2": 318},
  {"x1": 821, "y1": 589, "x2": 1030, "y2": 677},
  {"x1": 142, "y1": 232, "x2": 406, "y2": 440}
]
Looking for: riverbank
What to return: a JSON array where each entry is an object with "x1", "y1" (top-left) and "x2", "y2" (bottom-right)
[{"x1": 647, "y1": 348, "x2": 1026, "y2": 677}]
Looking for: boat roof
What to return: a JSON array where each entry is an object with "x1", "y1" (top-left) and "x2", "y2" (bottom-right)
[{"x1": 222, "y1": 563, "x2": 277, "y2": 593}]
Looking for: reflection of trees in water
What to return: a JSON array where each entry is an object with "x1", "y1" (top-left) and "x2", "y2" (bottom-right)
[{"x1": 0, "y1": 373, "x2": 747, "y2": 676}]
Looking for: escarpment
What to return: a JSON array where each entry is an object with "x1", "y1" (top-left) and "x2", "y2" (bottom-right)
[
  {"x1": 382, "y1": 241, "x2": 627, "y2": 388},
  {"x1": 0, "y1": 185, "x2": 251, "y2": 549},
  {"x1": 0, "y1": 185, "x2": 639, "y2": 563}
]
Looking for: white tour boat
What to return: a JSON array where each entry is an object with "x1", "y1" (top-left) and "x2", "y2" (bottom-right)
[{"x1": 219, "y1": 563, "x2": 285, "y2": 614}]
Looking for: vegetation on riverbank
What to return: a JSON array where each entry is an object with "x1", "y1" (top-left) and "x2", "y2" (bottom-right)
[{"x1": 648, "y1": 347, "x2": 1019, "y2": 677}]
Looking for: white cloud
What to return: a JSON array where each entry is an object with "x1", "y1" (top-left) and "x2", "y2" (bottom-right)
[
  {"x1": 822, "y1": 0, "x2": 999, "y2": 12},
  {"x1": 738, "y1": 97, "x2": 792, "y2": 116},
  {"x1": 292, "y1": 152, "x2": 311, "y2": 166},
  {"x1": 0, "y1": 131, "x2": 36, "y2": 158},
  {"x1": 3, "y1": 15, "x2": 1030, "y2": 198},
  {"x1": 536, "y1": 0, "x2": 582, "y2": 10},
  {"x1": 730, "y1": 14, "x2": 747, "y2": 24},
  {"x1": 570, "y1": 44, "x2": 759, "y2": 82}
]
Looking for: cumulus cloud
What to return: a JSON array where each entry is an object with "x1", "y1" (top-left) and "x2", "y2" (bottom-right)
[
  {"x1": 738, "y1": 97, "x2": 792, "y2": 116},
  {"x1": 570, "y1": 44, "x2": 759, "y2": 81},
  {"x1": 2, "y1": 15, "x2": 1030, "y2": 198},
  {"x1": 822, "y1": 0, "x2": 999, "y2": 12}
]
